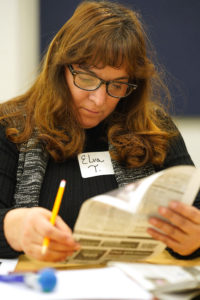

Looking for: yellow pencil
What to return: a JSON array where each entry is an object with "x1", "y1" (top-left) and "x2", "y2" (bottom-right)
[{"x1": 41, "y1": 179, "x2": 66, "y2": 255}]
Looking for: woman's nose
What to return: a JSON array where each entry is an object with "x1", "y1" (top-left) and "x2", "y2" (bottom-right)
[{"x1": 89, "y1": 84, "x2": 108, "y2": 106}]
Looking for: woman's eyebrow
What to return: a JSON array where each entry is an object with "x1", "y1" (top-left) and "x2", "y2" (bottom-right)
[
  {"x1": 113, "y1": 76, "x2": 129, "y2": 80},
  {"x1": 79, "y1": 65, "x2": 95, "y2": 75},
  {"x1": 78, "y1": 65, "x2": 129, "y2": 81}
]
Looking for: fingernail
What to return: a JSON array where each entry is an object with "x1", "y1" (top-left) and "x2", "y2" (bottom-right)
[
  {"x1": 159, "y1": 206, "x2": 167, "y2": 215},
  {"x1": 75, "y1": 243, "x2": 81, "y2": 250},
  {"x1": 66, "y1": 236, "x2": 74, "y2": 242},
  {"x1": 169, "y1": 201, "x2": 178, "y2": 208},
  {"x1": 149, "y1": 218, "x2": 157, "y2": 225}
]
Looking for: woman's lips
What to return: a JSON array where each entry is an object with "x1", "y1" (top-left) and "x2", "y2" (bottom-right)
[{"x1": 81, "y1": 107, "x2": 100, "y2": 114}]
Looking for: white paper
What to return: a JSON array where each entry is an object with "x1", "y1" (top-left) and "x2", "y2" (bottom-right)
[
  {"x1": 0, "y1": 266, "x2": 152, "y2": 299},
  {"x1": 0, "y1": 258, "x2": 18, "y2": 274}
]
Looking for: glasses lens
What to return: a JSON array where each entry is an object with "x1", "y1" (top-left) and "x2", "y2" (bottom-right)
[
  {"x1": 75, "y1": 73, "x2": 100, "y2": 90},
  {"x1": 108, "y1": 82, "x2": 132, "y2": 98}
]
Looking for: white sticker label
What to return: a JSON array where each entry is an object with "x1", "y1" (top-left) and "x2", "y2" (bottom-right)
[{"x1": 78, "y1": 151, "x2": 114, "y2": 178}]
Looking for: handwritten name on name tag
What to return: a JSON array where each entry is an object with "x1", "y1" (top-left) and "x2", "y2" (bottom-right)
[{"x1": 78, "y1": 151, "x2": 114, "y2": 178}]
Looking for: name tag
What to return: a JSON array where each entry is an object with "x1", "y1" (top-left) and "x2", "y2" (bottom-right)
[{"x1": 78, "y1": 151, "x2": 114, "y2": 178}]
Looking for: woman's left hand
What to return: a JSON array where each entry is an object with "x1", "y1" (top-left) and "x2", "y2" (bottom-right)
[{"x1": 147, "y1": 201, "x2": 200, "y2": 256}]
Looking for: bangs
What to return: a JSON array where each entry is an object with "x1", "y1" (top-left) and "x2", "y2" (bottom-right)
[{"x1": 70, "y1": 28, "x2": 138, "y2": 79}]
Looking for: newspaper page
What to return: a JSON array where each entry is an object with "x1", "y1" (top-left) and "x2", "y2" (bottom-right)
[
  {"x1": 65, "y1": 166, "x2": 200, "y2": 265},
  {"x1": 109, "y1": 262, "x2": 200, "y2": 299}
]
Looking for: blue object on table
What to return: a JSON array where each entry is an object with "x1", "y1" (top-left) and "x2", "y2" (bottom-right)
[{"x1": 0, "y1": 268, "x2": 57, "y2": 292}]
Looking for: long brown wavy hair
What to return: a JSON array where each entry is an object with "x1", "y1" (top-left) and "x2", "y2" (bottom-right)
[{"x1": 0, "y1": 0, "x2": 177, "y2": 167}]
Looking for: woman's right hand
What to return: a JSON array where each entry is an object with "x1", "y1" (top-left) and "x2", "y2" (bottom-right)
[{"x1": 3, "y1": 207, "x2": 80, "y2": 262}]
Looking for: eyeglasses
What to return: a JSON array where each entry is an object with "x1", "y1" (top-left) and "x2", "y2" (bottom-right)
[{"x1": 68, "y1": 65, "x2": 137, "y2": 98}]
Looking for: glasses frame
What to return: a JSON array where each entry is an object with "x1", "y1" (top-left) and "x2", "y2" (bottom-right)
[{"x1": 68, "y1": 64, "x2": 137, "y2": 98}]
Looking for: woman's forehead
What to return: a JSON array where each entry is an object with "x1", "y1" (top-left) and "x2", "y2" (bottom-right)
[
  {"x1": 77, "y1": 60, "x2": 133, "y2": 77},
  {"x1": 75, "y1": 63, "x2": 129, "y2": 79}
]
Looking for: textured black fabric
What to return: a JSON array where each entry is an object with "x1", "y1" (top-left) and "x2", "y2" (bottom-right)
[{"x1": 0, "y1": 126, "x2": 21, "y2": 257}]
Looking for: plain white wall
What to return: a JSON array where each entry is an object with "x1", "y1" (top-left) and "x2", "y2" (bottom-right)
[
  {"x1": 0, "y1": 0, "x2": 39, "y2": 102},
  {"x1": 0, "y1": 0, "x2": 199, "y2": 168}
]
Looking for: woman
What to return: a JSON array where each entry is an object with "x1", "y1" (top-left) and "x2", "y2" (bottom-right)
[{"x1": 0, "y1": 0, "x2": 200, "y2": 262}]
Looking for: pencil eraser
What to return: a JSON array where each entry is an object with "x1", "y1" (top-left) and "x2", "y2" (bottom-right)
[
  {"x1": 41, "y1": 245, "x2": 47, "y2": 255},
  {"x1": 60, "y1": 180, "x2": 66, "y2": 187}
]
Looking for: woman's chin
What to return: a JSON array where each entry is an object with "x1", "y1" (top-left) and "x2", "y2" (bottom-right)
[{"x1": 80, "y1": 119, "x2": 101, "y2": 129}]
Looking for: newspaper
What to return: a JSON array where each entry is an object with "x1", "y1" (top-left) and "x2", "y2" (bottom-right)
[
  {"x1": 65, "y1": 165, "x2": 200, "y2": 265},
  {"x1": 109, "y1": 262, "x2": 200, "y2": 300}
]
